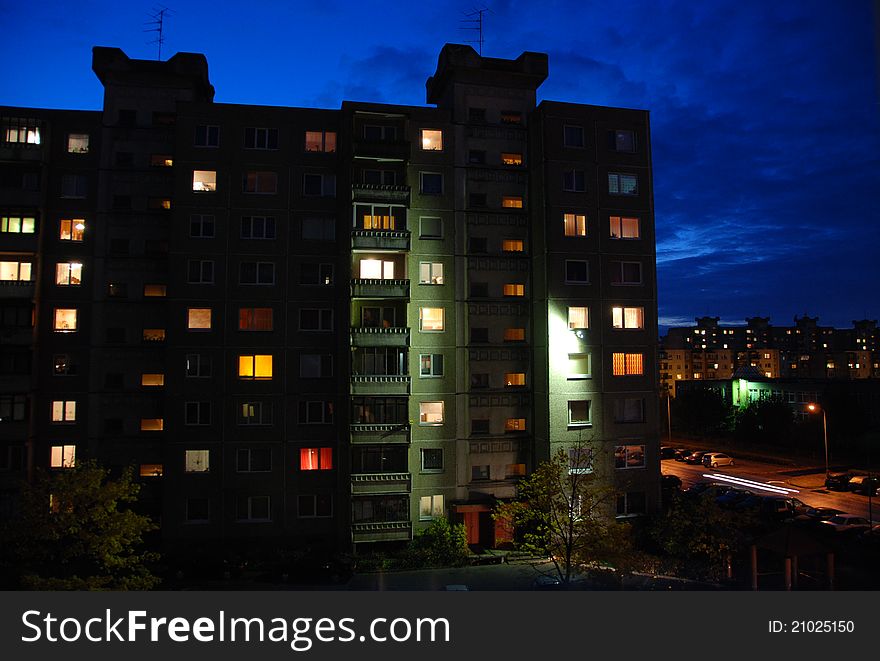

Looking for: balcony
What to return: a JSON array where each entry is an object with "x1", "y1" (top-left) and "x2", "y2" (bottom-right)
[
  {"x1": 351, "y1": 278, "x2": 409, "y2": 299},
  {"x1": 351, "y1": 472, "x2": 411, "y2": 495},
  {"x1": 351, "y1": 229, "x2": 411, "y2": 251},
  {"x1": 351, "y1": 327, "x2": 410, "y2": 347},
  {"x1": 351, "y1": 184, "x2": 410, "y2": 205},
  {"x1": 352, "y1": 521, "x2": 412, "y2": 543},
  {"x1": 0, "y1": 281, "x2": 35, "y2": 299},
  {"x1": 352, "y1": 138, "x2": 410, "y2": 162},
  {"x1": 351, "y1": 375, "x2": 411, "y2": 395},
  {"x1": 350, "y1": 424, "x2": 410, "y2": 445}
]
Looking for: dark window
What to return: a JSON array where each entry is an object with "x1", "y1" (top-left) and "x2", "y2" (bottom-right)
[
  {"x1": 468, "y1": 108, "x2": 486, "y2": 122},
  {"x1": 565, "y1": 260, "x2": 589, "y2": 283},
  {"x1": 471, "y1": 419, "x2": 490, "y2": 435},
  {"x1": 194, "y1": 125, "x2": 220, "y2": 147},
  {"x1": 469, "y1": 193, "x2": 487, "y2": 207},
  {"x1": 564, "y1": 125, "x2": 585, "y2": 147},
  {"x1": 470, "y1": 327, "x2": 489, "y2": 343},
  {"x1": 468, "y1": 150, "x2": 486, "y2": 164},
  {"x1": 420, "y1": 173, "x2": 442, "y2": 195},
  {"x1": 244, "y1": 127, "x2": 279, "y2": 150},
  {"x1": 609, "y1": 129, "x2": 637, "y2": 152}
]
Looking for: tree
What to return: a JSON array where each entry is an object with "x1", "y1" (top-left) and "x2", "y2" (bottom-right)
[
  {"x1": 494, "y1": 445, "x2": 637, "y2": 585},
  {"x1": 0, "y1": 461, "x2": 160, "y2": 590},
  {"x1": 401, "y1": 516, "x2": 470, "y2": 568},
  {"x1": 671, "y1": 388, "x2": 735, "y2": 437},
  {"x1": 734, "y1": 396, "x2": 794, "y2": 446}
]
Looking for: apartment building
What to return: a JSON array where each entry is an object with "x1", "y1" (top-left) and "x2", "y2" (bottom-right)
[{"x1": 0, "y1": 43, "x2": 660, "y2": 552}]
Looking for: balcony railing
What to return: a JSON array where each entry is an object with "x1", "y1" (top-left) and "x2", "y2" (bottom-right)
[
  {"x1": 350, "y1": 423, "x2": 410, "y2": 445},
  {"x1": 351, "y1": 375, "x2": 411, "y2": 395},
  {"x1": 351, "y1": 520, "x2": 412, "y2": 543},
  {"x1": 351, "y1": 278, "x2": 409, "y2": 299},
  {"x1": 351, "y1": 184, "x2": 410, "y2": 204},
  {"x1": 351, "y1": 472, "x2": 411, "y2": 495},
  {"x1": 351, "y1": 139, "x2": 410, "y2": 161},
  {"x1": 351, "y1": 229, "x2": 411, "y2": 251},
  {"x1": 350, "y1": 327, "x2": 409, "y2": 347},
  {"x1": 0, "y1": 281, "x2": 35, "y2": 299}
]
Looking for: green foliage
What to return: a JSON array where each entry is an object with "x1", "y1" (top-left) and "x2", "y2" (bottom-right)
[
  {"x1": 399, "y1": 517, "x2": 470, "y2": 569},
  {"x1": 0, "y1": 461, "x2": 160, "y2": 590},
  {"x1": 671, "y1": 389, "x2": 735, "y2": 436},
  {"x1": 734, "y1": 396, "x2": 795, "y2": 445}
]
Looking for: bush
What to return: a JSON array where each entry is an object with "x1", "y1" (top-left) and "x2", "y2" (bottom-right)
[{"x1": 399, "y1": 517, "x2": 469, "y2": 569}]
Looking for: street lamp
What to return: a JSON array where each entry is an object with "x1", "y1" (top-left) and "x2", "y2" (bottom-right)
[{"x1": 807, "y1": 403, "x2": 829, "y2": 477}]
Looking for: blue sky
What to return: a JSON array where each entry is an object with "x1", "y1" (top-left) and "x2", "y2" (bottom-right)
[{"x1": 2, "y1": 0, "x2": 878, "y2": 332}]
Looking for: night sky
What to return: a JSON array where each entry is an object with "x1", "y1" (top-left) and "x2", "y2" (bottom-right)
[{"x1": 2, "y1": 0, "x2": 878, "y2": 334}]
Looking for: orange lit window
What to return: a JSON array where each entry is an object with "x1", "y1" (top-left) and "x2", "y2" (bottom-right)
[
  {"x1": 51, "y1": 400, "x2": 76, "y2": 423},
  {"x1": 53, "y1": 308, "x2": 77, "y2": 332},
  {"x1": 502, "y1": 196, "x2": 523, "y2": 208},
  {"x1": 140, "y1": 418, "x2": 164, "y2": 431},
  {"x1": 239, "y1": 307, "x2": 273, "y2": 331},
  {"x1": 612, "y1": 306, "x2": 644, "y2": 329},
  {"x1": 502, "y1": 239, "x2": 524, "y2": 252},
  {"x1": 50, "y1": 445, "x2": 76, "y2": 468},
  {"x1": 420, "y1": 129, "x2": 443, "y2": 151},
  {"x1": 419, "y1": 401, "x2": 444, "y2": 425},
  {"x1": 612, "y1": 352, "x2": 644, "y2": 376},
  {"x1": 151, "y1": 154, "x2": 173, "y2": 167},
  {"x1": 501, "y1": 152, "x2": 523, "y2": 165},
  {"x1": 300, "y1": 447, "x2": 333, "y2": 470},
  {"x1": 505, "y1": 418, "x2": 527, "y2": 431},
  {"x1": 59, "y1": 219, "x2": 85, "y2": 241},
  {"x1": 419, "y1": 307, "x2": 444, "y2": 332},
  {"x1": 238, "y1": 354, "x2": 273, "y2": 379},
  {"x1": 192, "y1": 170, "x2": 217, "y2": 192},
  {"x1": 610, "y1": 216, "x2": 640, "y2": 239},
  {"x1": 187, "y1": 308, "x2": 212, "y2": 330},
  {"x1": 55, "y1": 262, "x2": 82, "y2": 286},
  {"x1": 505, "y1": 373, "x2": 526, "y2": 386},
  {"x1": 503, "y1": 283, "x2": 524, "y2": 297},
  {"x1": 141, "y1": 374, "x2": 165, "y2": 386},
  {"x1": 143, "y1": 284, "x2": 166, "y2": 297},
  {"x1": 504, "y1": 328, "x2": 525, "y2": 341},
  {"x1": 564, "y1": 213, "x2": 586, "y2": 237},
  {"x1": 139, "y1": 464, "x2": 164, "y2": 477},
  {"x1": 143, "y1": 328, "x2": 165, "y2": 342},
  {"x1": 305, "y1": 130, "x2": 337, "y2": 153}
]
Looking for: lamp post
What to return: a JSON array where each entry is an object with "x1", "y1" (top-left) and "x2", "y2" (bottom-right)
[{"x1": 807, "y1": 403, "x2": 829, "y2": 477}]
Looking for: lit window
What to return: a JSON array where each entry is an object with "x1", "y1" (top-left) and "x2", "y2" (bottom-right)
[
  {"x1": 568, "y1": 307, "x2": 589, "y2": 329},
  {"x1": 420, "y1": 172, "x2": 443, "y2": 195},
  {"x1": 151, "y1": 154, "x2": 173, "y2": 167},
  {"x1": 244, "y1": 171, "x2": 277, "y2": 194},
  {"x1": 239, "y1": 354, "x2": 273, "y2": 379},
  {"x1": 142, "y1": 328, "x2": 165, "y2": 342},
  {"x1": 67, "y1": 134, "x2": 89, "y2": 154},
  {"x1": 4, "y1": 119, "x2": 41, "y2": 145},
  {"x1": 1, "y1": 215, "x2": 36, "y2": 234},
  {"x1": 505, "y1": 418, "x2": 527, "y2": 431},
  {"x1": 0, "y1": 261, "x2": 32, "y2": 281},
  {"x1": 140, "y1": 418, "x2": 164, "y2": 431},
  {"x1": 612, "y1": 306, "x2": 644, "y2": 329},
  {"x1": 503, "y1": 283, "x2": 525, "y2": 296},
  {"x1": 568, "y1": 447, "x2": 593, "y2": 475},
  {"x1": 143, "y1": 284, "x2": 166, "y2": 297},
  {"x1": 300, "y1": 447, "x2": 333, "y2": 471},
  {"x1": 55, "y1": 262, "x2": 82, "y2": 286},
  {"x1": 184, "y1": 450, "x2": 210, "y2": 473},
  {"x1": 568, "y1": 354, "x2": 591, "y2": 378},
  {"x1": 187, "y1": 308, "x2": 212, "y2": 330},
  {"x1": 615, "y1": 444, "x2": 646, "y2": 469},
  {"x1": 419, "y1": 307, "x2": 444, "y2": 332},
  {"x1": 238, "y1": 402, "x2": 273, "y2": 426},
  {"x1": 563, "y1": 125, "x2": 584, "y2": 147},
  {"x1": 50, "y1": 445, "x2": 75, "y2": 468},
  {"x1": 500, "y1": 111, "x2": 522, "y2": 125},
  {"x1": 608, "y1": 173, "x2": 638, "y2": 196},
  {"x1": 51, "y1": 400, "x2": 76, "y2": 423},
  {"x1": 244, "y1": 127, "x2": 279, "y2": 150},
  {"x1": 612, "y1": 353, "x2": 644, "y2": 376},
  {"x1": 505, "y1": 373, "x2": 526, "y2": 386},
  {"x1": 355, "y1": 203, "x2": 404, "y2": 230},
  {"x1": 53, "y1": 308, "x2": 77, "y2": 332},
  {"x1": 304, "y1": 130, "x2": 337, "y2": 153},
  {"x1": 419, "y1": 354, "x2": 444, "y2": 377},
  {"x1": 610, "y1": 216, "x2": 640, "y2": 239},
  {"x1": 502, "y1": 196, "x2": 523, "y2": 208},
  {"x1": 419, "y1": 495, "x2": 444, "y2": 520},
  {"x1": 502, "y1": 239, "x2": 524, "y2": 252},
  {"x1": 419, "y1": 262, "x2": 444, "y2": 285},
  {"x1": 238, "y1": 307, "x2": 274, "y2": 331},
  {"x1": 568, "y1": 400, "x2": 591, "y2": 426},
  {"x1": 141, "y1": 374, "x2": 164, "y2": 387},
  {"x1": 139, "y1": 464, "x2": 164, "y2": 477},
  {"x1": 147, "y1": 197, "x2": 172, "y2": 210},
  {"x1": 563, "y1": 213, "x2": 586, "y2": 237},
  {"x1": 359, "y1": 258, "x2": 395, "y2": 279},
  {"x1": 504, "y1": 328, "x2": 525, "y2": 342},
  {"x1": 610, "y1": 261, "x2": 642, "y2": 285},
  {"x1": 501, "y1": 152, "x2": 523, "y2": 165},
  {"x1": 419, "y1": 401, "x2": 444, "y2": 425},
  {"x1": 194, "y1": 125, "x2": 219, "y2": 147},
  {"x1": 59, "y1": 219, "x2": 85, "y2": 241},
  {"x1": 192, "y1": 170, "x2": 217, "y2": 192},
  {"x1": 565, "y1": 260, "x2": 589, "y2": 284},
  {"x1": 563, "y1": 170, "x2": 585, "y2": 192},
  {"x1": 421, "y1": 129, "x2": 443, "y2": 151}
]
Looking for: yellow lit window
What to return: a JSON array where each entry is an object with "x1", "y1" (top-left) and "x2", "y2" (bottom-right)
[
  {"x1": 0, "y1": 261, "x2": 32, "y2": 281},
  {"x1": 140, "y1": 418, "x2": 164, "y2": 431},
  {"x1": 419, "y1": 401, "x2": 444, "y2": 425},
  {"x1": 564, "y1": 213, "x2": 586, "y2": 237},
  {"x1": 143, "y1": 328, "x2": 166, "y2": 342},
  {"x1": 501, "y1": 152, "x2": 523, "y2": 165},
  {"x1": 503, "y1": 283, "x2": 525, "y2": 296},
  {"x1": 239, "y1": 354, "x2": 273, "y2": 379},
  {"x1": 1, "y1": 215, "x2": 36, "y2": 233},
  {"x1": 141, "y1": 374, "x2": 165, "y2": 387},
  {"x1": 192, "y1": 170, "x2": 217, "y2": 192},
  {"x1": 505, "y1": 418, "x2": 527, "y2": 431},
  {"x1": 612, "y1": 352, "x2": 644, "y2": 376},
  {"x1": 143, "y1": 284, "x2": 166, "y2": 297},
  {"x1": 55, "y1": 262, "x2": 82, "y2": 286},
  {"x1": 184, "y1": 450, "x2": 210, "y2": 473},
  {"x1": 151, "y1": 154, "x2": 173, "y2": 167},
  {"x1": 67, "y1": 134, "x2": 89, "y2": 153},
  {"x1": 421, "y1": 129, "x2": 443, "y2": 151},
  {"x1": 419, "y1": 307, "x2": 444, "y2": 332},
  {"x1": 187, "y1": 308, "x2": 212, "y2": 330},
  {"x1": 504, "y1": 328, "x2": 525, "y2": 341},
  {"x1": 51, "y1": 400, "x2": 76, "y2": 422},
  {"x1": 50, "y1": 445, "x2": 75, "y2": 468},
  {"x1": 505, "y1": 373, "x2": 526, "y2": 386},
  {"x1": 502, "y1": 239, "x2": 524, "y2": 252},
  {"x1": 502, "y1": 196, "x2": 523, "y2": 208},
  {"x1": 568, "y1": 306, "x2": 588, "y2": 330},
  {"x1": 53, "y1": 308, "x2": 77, "y2": 332},
  {"x1": 59, "y1": 219, "x2": 85, "y2": 241},
  {"x1": 139, "y1": 464, "x2": 164, "y2": 477}
]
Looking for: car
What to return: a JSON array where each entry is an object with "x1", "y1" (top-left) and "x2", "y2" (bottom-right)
[
  {"x1": 824, "y1": 472, "x2": 854, "y2": 491},
  {"x1": 701, "y1": 452, "x2": 734, "y2": 468},
  {"x1": 847, "y1": 475, "x2": 880, "y2": 497},
  {"x1": 737, "y1": 495, "x2": 810, "y2": 520},
  {"x1": 443, "y1": 584, "x2": 470, "y2": 591},
  {"x1": 793, "y1": 507, "x2": 845, "y2": 527},
  {"x1": 683, "y1": 451, "x2": 707, "y2": 464},
  {"x1": 673, "y1": 448, "x2": 691, "y2": 462},
  {"x1": 819, "y1": 514, "x2": 872, "y2": 534},
  {"x1": 685, "y1": 483, "x2": 739, "y2": 500},
  {"x1": 715, "y1": 488, "x2": 753, "y2": 509},
  {"x1": 532, "y1": 575, "x2": 563, "y2": 590},
  {"x1": 660, "y1": 474, "x2": 682, "y2": 490},
  {"x1": 660, "y1": 447, "x2": 678, "y2": 460}
]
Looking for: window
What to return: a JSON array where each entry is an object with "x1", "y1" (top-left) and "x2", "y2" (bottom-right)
[
  {"x1": 610, "y1": 129, "x2": 636, "y2": 152},
  {"x1": 190, "y1": 214, "x2": 215, "y2": 238},
  {"x1": 50, "y1": 445, "x2": 75, "y2": 469},
  {"x1": 301, "y1": 216, "x2": 336, "y2": 241},
  {"x1": 240, "y1": 216, "x2": 276, "y2": 239},
  {"x1": 141, "y1": 374, "x2": 164, "y2": 387},
  {"x1": 239, "y1": 261, "x2": 275, "y2": 285},
  {"x1": 421, "y1": 129, "x2": 443, "y2": 150},
  {"x1": 184, "y1": 402, "x2": 211, "y2": 426},
  {"x1": 419, "y1": 354, "x2": 444, "y2": 377},
  {"x1": 238, "y1": 354, "x2": 273, "y2": 380},
  {"x1": 468, "y1": 149, "x2": 486, "y2": 164},
  {"x1": 142, "y1": 328, "x2": 165, "y2": 342},
  {"x1": 361, "y1": 306, "x2": 396, "y2": 328},
  {"x1": 0, "y1": 261, "x2": 31, "y2": 282},
  {"x1": 563, "y1": 213, "x2": 587, "y2": 237},
  {"x1": 568, "y1": 354, "x2": 591, "y2": 378},
  {"x1": 186, "y1": 498, "x2": 210, "y2": 523},
  {"x1": 501, "y1": 152, "x2": 523, "y2": 166},
  {"x1": 469, "y1": 193, "x2": 487, "y2": 207},
  {"x1": 299, "y1": 308, "x2": 333, "y2": 331},
  {"x1": 470, "y1": 327, "x2": 489, "y2": 343},
  {"x1": 505, "y1": 418, "x2": 527, "y2": 432},
  {"x1": 503, "y1": 283, "x2": 525, "y2": 297},
  {"x1": 238, "y1": 307, "x2": 273, "y2": 331},
  {"x1": 300, "y1": 400, "x2": 334, "y2": 424},
  {"x1": 53, "y1": 308, "x2": 77, "y2": 332},
  {"x1": 0, "y1": 395, "x2": 27, "y2": 422},
  {"x1": 1, "y1": 214, "x2": 36, "y2": 234},
  {"x1": 244, "y1": 127, "x2": 279, "y2": 150},
  {"x1": 244, "y1": 171, "x2": 278, "y2": 194},
  {"x1": 302, "y1": 173, "x2": 335, "y2": 197},
  {"x1": 563, "y1": 170, "x2": 585, "y2": 192},
  {"x1": 502, "y1": 239, "x2": 524, "y2": 252},
  {"x1": 298, "y1": 494, "x2": 333, "y2": 518},
  {"x1": 51, "y1": 400, "x2": 76, "y2": 423},
  {"x1": 419, "y1": 401, "x2": 444, "y2": 425},
  {"x1": 614, "y1": 398, "x2": 646, "y2": 423},
  {"x1": 187, "y1": 260, "x2": 214, "y2": 284},
  {"x1": 502, "y1": 196, "x2": 523, "y2": 208},
  {"x1": 505, "y1": 373, "x2": 526, "y2": 386},
  {"x1": 568, "y1": 400, "x2": 591, "y2": 426},
  {"x1": 194, "y1": 125, "x2": 219, "y2": 147},
  {"x1": 363, "y1": 125, "x2": 397, "y2": 141},
  {"x1": 608, "y1": 173, "x2": 638, "y2": 196},
  {"x1": 358, "y1": 258, "x2": 395, "y2": 280},
  {"x1": 300, "y1": 354, "x2": 333, "y2": 378},
  {"x1": 61, "y1": 174, "x2": 86, "y2": 198},
  {"x1": 192, "y1": 170, "x2": 216, "y2": 192},
  {"x1": 419, "y1": 307, "x2": 444, "y2": 332},
  {"x1": 612, "y1": 352, "x2": 644, "y2": 376},
  {"x1": 610, "y1": 261, "x2": 642, "y2": 285},
  {"x1": 354, "y1": 203, "x2": 404, "y2": 230},
  {"x1": 617, "y1": 492, "x2": 646, "y2": 517},
  {"x1": 4, "y1": 118, "x2": 41, "y2": 144},
  {"x1": 419, "y1": 216, "x2": 442, "y2": 239},
  {"x1": 565, "y1": 260, "x2": 589, "y2": 284},
  {"x1": 237, "y1": 448, "x2": 271, "y2": 472},
  {"x1": 300, "y1": 262, "x2": 334, "y2": 285},
  {"x1": 139, "y1": 464, "x2": 164, "y2": 478},
  {"x1": 59, "y1": 219, "x2": 84, "y2": 242},
  {"x1": 471, "y1": 419, "x2": 490, "y2": 435},
  {"x1": 500, "y1": 111, "x2": 522, "y2": 125},
  {"x1": 612, "y1": 306, "x2": 644, "y2": 329},
  {"x1": 421, "y1": 449, "x2": 443, "y2": 472},
  {"x1": 238, "y1": 402, "x2": 273, "y2": 426},
  {"x1": 304, "y1": 130, "x2": 337, "y2": 153},
  {"x1": 419, "y1": 172, "x2": 443, "y2": 196},
  {"x1": 150, "y1": 154, "x2": 173, "y2": 167},
  {"x1": 236, "y1": 496, "x2": 271, "y2": 522},
  {"x1": 610, "y1": 216, "x2": 640, "y2": 239},
  {"x1": 468, "y1": 107, "x2": 486, "y2": 122},
  {"x1": 140, "y1": 418, "x2": 163, "y2": 431},
  {"x1": 184, "y1": 450, "x2": 210, "y2": 473},
  {"x1": 419, "y1": 262, "x2": 444, "y2": 285},
  {"x1": 563, "y1": 125, "x2": 585, "y2": 147},
  {"x1": 186, "y1": 354, "x2": 212, "y2": 378},
  {"x1": 187, "y1": 308, "x2": 212, "y2": 330},
  {"x1": 504, "y1": 328, "x2": 525, "y2": 342},
  {"x1": 300, "y1": 447, "x2": 333, "y2": 471},
  {"x1": 568, "y1": 447, "x2": 593, "y2": 474},
  {"x1": 419, "y1": 495, "x2": 444, "y2": 520},
  {"x1": 147, "y1": 197, "x2": 171, "y2": 210},
  {"x1": 615, "y1": 444, "x2": 646, "y2": 469},
  {"x1": 67, "y1": 134, "x2": 89, "y2": 154}
]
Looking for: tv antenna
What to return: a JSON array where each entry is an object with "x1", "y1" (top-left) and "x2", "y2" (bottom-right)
[
  {"x1": 145, "y1": 6, "x2": 174, "y2": 60},
  {"x1": 460, "y1": 7, "x2": 491, "y2": 56}
]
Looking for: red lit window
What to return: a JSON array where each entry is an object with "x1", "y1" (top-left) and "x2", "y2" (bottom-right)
[{"x1": 300, "y1": 447, "x2": 333, "y2": 471}]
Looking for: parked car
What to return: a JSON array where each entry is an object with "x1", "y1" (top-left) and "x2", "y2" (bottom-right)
[
  {"x1": 660, "y1": 474, "x2": 682, "y2": 491},
  {"x1": 847, "y1": 475, "x2": 880, "y2": 496},
  {"x1": 660, "y1": 447, "x2": 678, "y2": 460},
  {"x1": 683, "y1": 451, "x2": 707, "y2": 465},
  {"x1": 673, "y1": 448, "x2": 692, "y2": 462},
  {"x1": 701, "y1": 452, "x2": 735, "y2": 468},
  {"x1": 685, "y1": 483, "x2": 738, "y2": 500},
  {"x1": 737, "y1": 495, "x2": 810, "y2": 520},
  {"x1": 819, "y1": 514, "x2": 872, "y2": 534},
  {"x1": 824, "y1": 472, "x2": 854, "y2": 491},
  {"x1": 793, "y1": 507, "x2": 845, "y2": 527},
  {"x1": 715, "y1": 488, "x2": 753, "y2": 509}
]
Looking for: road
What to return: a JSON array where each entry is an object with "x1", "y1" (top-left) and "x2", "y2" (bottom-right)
[{"x1": 661, "y1": 456, "x2": 878, "y2": 522}]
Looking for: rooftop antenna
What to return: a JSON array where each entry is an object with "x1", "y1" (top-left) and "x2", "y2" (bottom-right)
[
  {"x1": 144, "y1": 6, "x2": 174, "y2": 60},
  {"x1": 460, "y1": 7, "x2": 491, "y2": 56}
]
